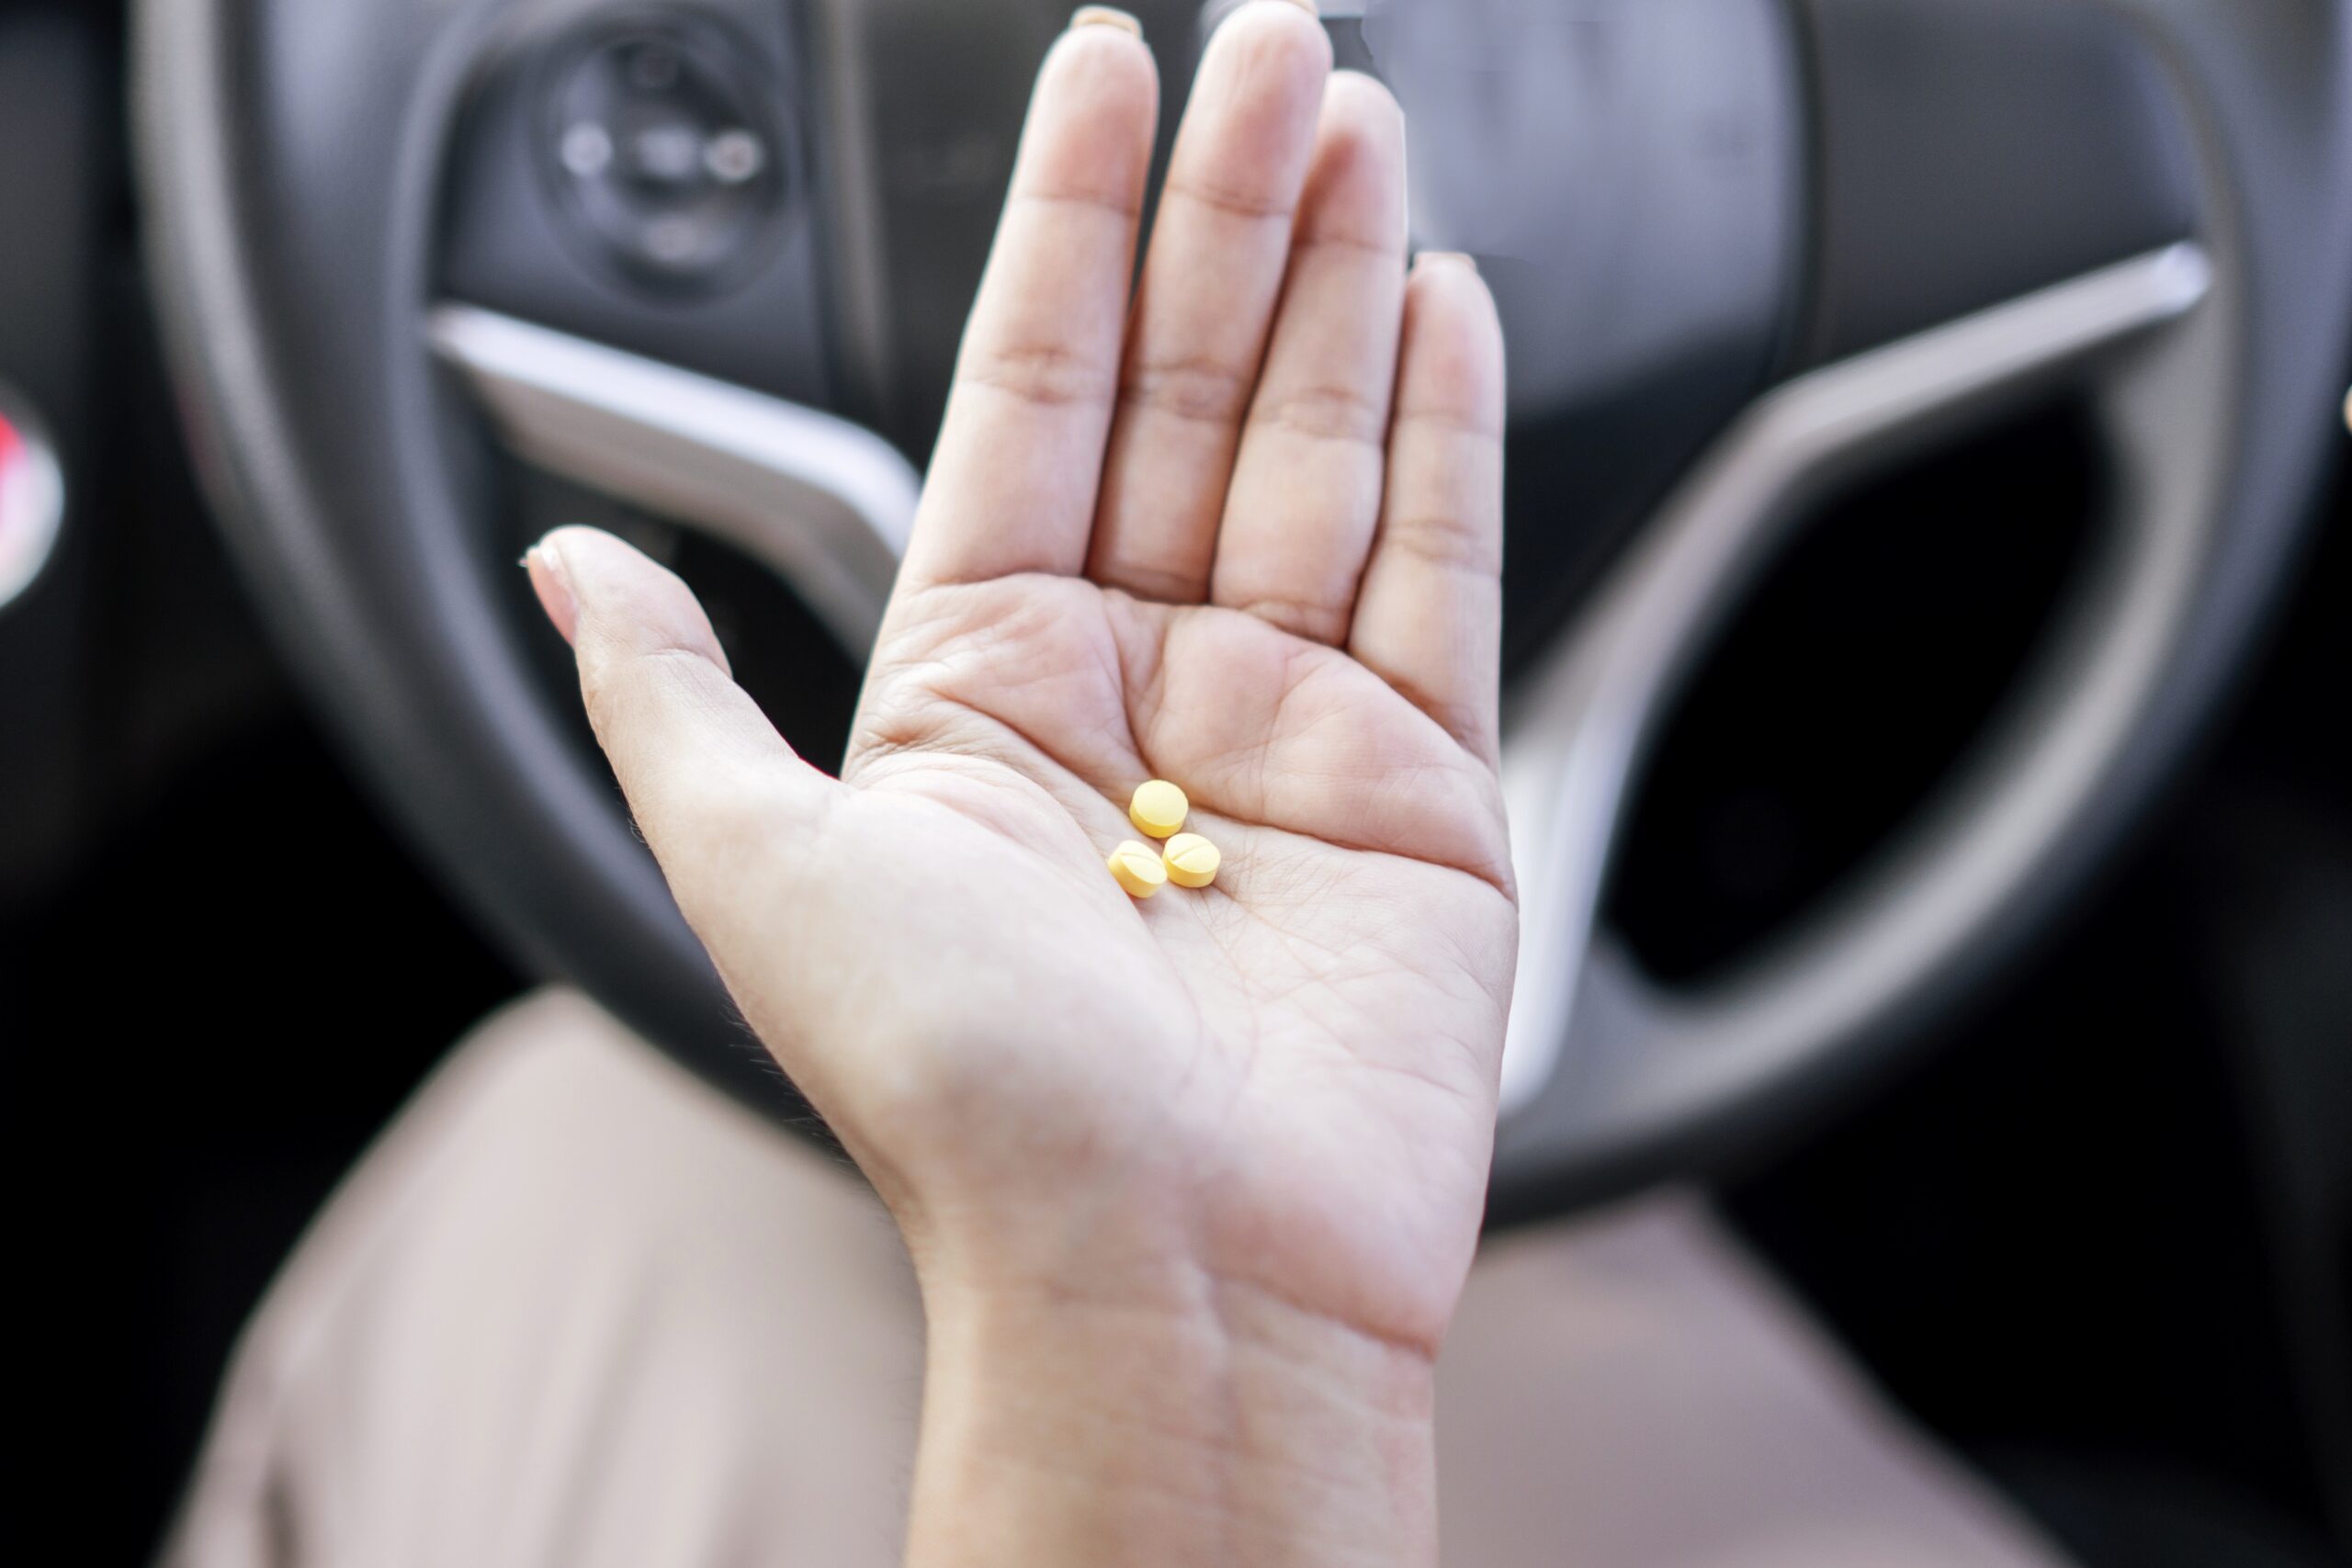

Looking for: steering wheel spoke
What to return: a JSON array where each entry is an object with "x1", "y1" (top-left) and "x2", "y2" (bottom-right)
[
  {"x1": 429, "y1": 304, "x2": 918, "y2": 651},
  {"x1": 1494, "y1": 246, "x2": 2213, "y2": 1188}
]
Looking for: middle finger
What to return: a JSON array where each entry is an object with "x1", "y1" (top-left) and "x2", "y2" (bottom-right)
[{"x1": 1085, "y1": 0, "x2": 1334, "y2": 604}]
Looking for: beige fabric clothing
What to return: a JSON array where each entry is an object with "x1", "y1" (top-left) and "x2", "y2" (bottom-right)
[{"x1": 164, "y1": 989, "x2": 2065, "y2": 1568}]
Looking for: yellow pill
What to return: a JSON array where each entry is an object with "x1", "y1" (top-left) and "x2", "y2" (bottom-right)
[
  {"x1": 1128, "y1": 779, "x2": 1189, "y2": 839},
  {"x1": 1107, "y1": 840, "x2": 1169, "y2": 899},
  {"x1": 1162, "y1": 832, "x2": 1220, "y2": 889}
]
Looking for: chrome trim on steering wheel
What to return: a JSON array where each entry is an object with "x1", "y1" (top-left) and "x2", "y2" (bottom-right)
[
  {"x1": 1494, "y1": 243, "x2": 2213, "y2": 1113},
  {"x1": 428, "y1": 304, "x2": 920, "y2": 649}
]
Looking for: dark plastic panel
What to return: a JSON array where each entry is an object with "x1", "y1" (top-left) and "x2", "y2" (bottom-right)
[
  {"x1": 1794, "y1": 0, "x2": 2200, "y2": 365},
  {"x1": 1349, "y1": 0, "x2": 1808, "y2": 668}
]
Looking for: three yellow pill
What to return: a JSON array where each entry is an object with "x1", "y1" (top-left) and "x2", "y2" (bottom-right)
[{"x1": 1109, "y1": 780, "x2": 1221, "y2": 897}]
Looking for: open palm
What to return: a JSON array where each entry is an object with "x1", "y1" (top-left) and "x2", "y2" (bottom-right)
[{"x1": 531, "y1": 3, "x2": 1512, "y2": 1354}]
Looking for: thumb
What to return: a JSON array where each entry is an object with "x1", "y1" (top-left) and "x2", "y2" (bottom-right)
[{"x1": 526, "y1": 525, "x2": 834, "y2": 893}]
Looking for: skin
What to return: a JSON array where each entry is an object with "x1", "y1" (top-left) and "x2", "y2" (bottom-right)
[{"x1": 524, "y1": 4, "x2": 1512, "y2": 1562}]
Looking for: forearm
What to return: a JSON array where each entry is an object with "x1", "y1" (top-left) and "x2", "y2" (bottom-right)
[{"x1": 907, "y1": 1265, "x2": 1441, "y2": 1568}]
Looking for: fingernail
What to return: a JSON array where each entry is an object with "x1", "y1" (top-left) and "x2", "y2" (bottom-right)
[
  {"x1": 1214, "y1": 0, "x2": 1317, "y2": 20},
  {"x1": 523, "y1": 541, "x2": 580, "y2": 647},
  {"x1": 1417, "y1": 250, "x2": 1479, "y2": 276},
  {"x1": 1070, "y1": 6, "x2": 1143, "y2": 35}
]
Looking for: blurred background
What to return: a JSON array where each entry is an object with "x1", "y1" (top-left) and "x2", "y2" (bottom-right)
[{"x1": 4, "y1": 0, "x2": 2350, "y2": 1562}]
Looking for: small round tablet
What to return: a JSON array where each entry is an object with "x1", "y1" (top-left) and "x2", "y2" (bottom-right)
[
  {"x1": 1107, "y1": 840, "x2": 1169, "y2": 899},
  {"x1": 1161, "y1": 833, "x2": 1220, "y2": 889},
  {"x1": 1128, "y1": 780, "x2": 1189, "y2": 839}
]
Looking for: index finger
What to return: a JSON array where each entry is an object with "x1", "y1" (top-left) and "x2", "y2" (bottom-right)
[{"x1": 898, "y1": 11, "x2": 1161, "y2": 591}]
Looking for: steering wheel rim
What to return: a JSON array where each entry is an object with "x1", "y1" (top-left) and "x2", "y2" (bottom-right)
[{"x1": 134, "y1": 0, "x2": 2352, "y2": 1221}]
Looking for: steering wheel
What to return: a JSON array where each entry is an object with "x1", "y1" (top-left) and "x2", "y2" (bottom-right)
[{"x1": 134, "y1": 0, "x2": 2352, "y2": 1221}]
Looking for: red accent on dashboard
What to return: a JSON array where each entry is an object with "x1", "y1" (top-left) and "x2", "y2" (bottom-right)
[{"x1": 0, "y1": 413, "x2": 21, "y2": 538}]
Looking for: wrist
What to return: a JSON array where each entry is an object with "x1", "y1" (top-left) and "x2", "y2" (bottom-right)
[{"x1": 907, "y1": 1261, "x2": 1440, "y2": 1568}]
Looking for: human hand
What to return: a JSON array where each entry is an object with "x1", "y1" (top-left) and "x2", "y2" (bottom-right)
[{"x1": 526, "y1": 4, "x2": 1510, "y2": 1561}]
